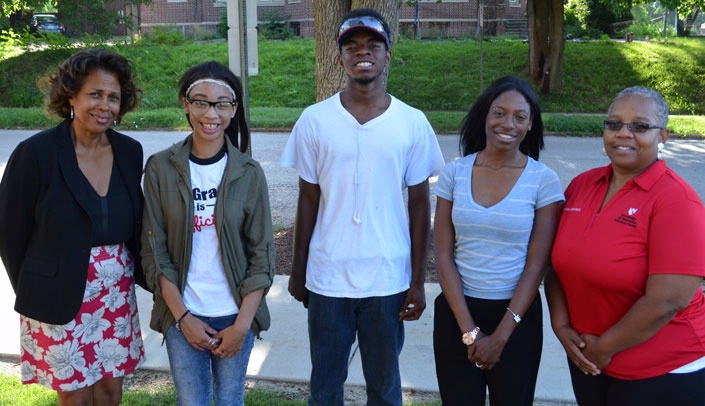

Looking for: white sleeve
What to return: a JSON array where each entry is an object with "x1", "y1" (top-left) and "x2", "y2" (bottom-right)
[
  {"x1": 404, "y1": 113, "x2": 445, "y2": 187},
  {"x1": 280, "y1": 112, "x2": 319, "y2": 184}
]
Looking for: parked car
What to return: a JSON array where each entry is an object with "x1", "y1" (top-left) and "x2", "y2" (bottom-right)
[{"x1": 30, "y1": 14, "x2": 66, "y2": 35}]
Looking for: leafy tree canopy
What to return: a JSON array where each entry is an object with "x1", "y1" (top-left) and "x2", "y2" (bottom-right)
[
  {"x1": 2, "y1": 0, "x2": 152, "y2": 38},
  {"x1": 1, "y1": 0, "x2": 53, "y2": 16}
]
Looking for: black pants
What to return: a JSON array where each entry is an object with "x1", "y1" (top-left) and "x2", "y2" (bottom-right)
[
  {"x1": 433, "y1": 293, "x2": 543, "y2": 406},
  {"x1": 569, "y1": 359, "x2": 705, "y2": 406}
]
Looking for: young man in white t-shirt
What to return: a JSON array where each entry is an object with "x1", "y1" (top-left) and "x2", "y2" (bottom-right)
[{"x1": 280, "y1": 8, "x2": 444, "y2": 405}]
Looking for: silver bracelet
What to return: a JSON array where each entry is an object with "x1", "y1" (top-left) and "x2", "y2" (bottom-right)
[{"x1": 506, "y1": 307, "x2": 521, "y2": 324}]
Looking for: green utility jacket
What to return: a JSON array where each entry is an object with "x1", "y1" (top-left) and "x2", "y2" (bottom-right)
[{"x1": 141, "y1": 135, "x2": 275, "y2": 337}]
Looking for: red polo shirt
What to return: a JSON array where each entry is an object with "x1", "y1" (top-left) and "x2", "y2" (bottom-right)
[{"x1": 552, "y1": 161, "x2": 705, "y2": 380}]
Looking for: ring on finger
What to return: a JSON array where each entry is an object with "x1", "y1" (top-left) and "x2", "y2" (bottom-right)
[{"x1": 475, "y1": 362, "x2": 483, "y2": 368}]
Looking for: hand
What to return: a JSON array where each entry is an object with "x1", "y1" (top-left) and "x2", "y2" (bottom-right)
[
  {"x1": 178, "y1": 314, "x2": 220, "y2": 352},
  {"x1": 466, "y1": 331, "x2": 503, "y2": 370},
  {"x1": 212, "y1": 323, "x2": 250, "y2": 359},
  {"x1": 288, "y1": 273, "x2": 309, "y2": 308},
  {"x1": 581, "y1": 334, "x2": 612, "y2": 371},
  {"x1": 554, "y1": 325, "x2": 600, "y2": 375},
  {"x1": 399, "y1": 285, "x2": 426, "y2": 321}
]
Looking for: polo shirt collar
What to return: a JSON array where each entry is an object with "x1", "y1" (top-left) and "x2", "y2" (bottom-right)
[{"x1": 597, "y1": 161, "x2": 667, "y2": 191}]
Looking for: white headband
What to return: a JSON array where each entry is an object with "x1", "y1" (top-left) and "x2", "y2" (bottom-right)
[{"x1": 185, "y1": 78, "x2": 237, "y2": 101}]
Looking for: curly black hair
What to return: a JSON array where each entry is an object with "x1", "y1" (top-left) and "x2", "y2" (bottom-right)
[{"x1": 44, "y1": 48, "x2": 141, "y2": 124}]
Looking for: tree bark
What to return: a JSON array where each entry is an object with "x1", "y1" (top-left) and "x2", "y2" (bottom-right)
[
  {"x1": 684, "y1": 8, "x2": 700, "y2": 33},
  {"x1": 314, "y1": 0, "x2": 400, "y2": 101},
  {"x1": 547, "y1": 0, "x2": 564, "y2": 94},
  {"x1": 313, "y1": 0, "x2": 350, "y2": 101},
  {"x1": 527, "y1": 0, "x2": 564, "y2": 94}
]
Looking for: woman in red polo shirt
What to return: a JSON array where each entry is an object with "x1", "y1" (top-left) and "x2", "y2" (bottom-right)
[{"x1": 546, "y1": 86, "x2": 705, "y2": 405}]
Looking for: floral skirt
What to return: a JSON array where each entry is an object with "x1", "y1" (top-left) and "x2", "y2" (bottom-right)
[{"x1": 19, "y1": 243, "x2": 145, "y2": 391}]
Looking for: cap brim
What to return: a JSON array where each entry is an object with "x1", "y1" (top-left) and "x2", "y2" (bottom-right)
[{"x1": 337, "y1": 26, "x2": 389, "y2": 48}]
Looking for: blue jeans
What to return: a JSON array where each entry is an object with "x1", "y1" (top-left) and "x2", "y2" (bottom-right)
[
  {"x1": 165, "y1": 313, "x2": 255, "y2": 406},
  {"x1": 308, "y1": 291, "x2": 406, "y2": 406}
]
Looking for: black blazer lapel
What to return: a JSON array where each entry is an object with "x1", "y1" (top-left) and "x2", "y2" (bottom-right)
[
  {"x1": 109, "y1": 130, "x2": 143, "y2": 216},
  {"x1": 55, "y1": 120, "x2": 93, "y2": 217}
]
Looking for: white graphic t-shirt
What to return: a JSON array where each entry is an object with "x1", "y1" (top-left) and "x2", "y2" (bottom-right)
[{"x1": 183, "y1": 147, "x2": 238, "y2": 316}]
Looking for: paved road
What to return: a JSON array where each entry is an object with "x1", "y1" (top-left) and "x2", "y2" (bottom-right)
[
  {"x1": 2, "y1": 130, "x2": 702, "y2": 228},
  {"x1": 0, "y1": 130, "x2": 705, "y2": 227}
]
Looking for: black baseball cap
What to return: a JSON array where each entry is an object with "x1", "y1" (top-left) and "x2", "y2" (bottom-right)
[{"x1": 337, "y1": 15, "x2": 391, "y2": 49}]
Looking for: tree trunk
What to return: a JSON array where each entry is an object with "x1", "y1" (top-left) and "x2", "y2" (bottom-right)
[
  {"x1": 527, "y1": 0, "x2": 564, "y2": 94},
  {"x1": 527, "y1": 0, "x2": 548, "y2": 81},
  {"x1": 314, "y1": 0, "x2": 400, "y2": 101},
  {"x1": 313, "y1": 0, "x2": 349, "y2": 101},
  {"x1": 684, "y1": 8, "x2": 700, "y2": 33},
  {"x1": 547, "y1": 0, "x2": 564, "y2": 94}
]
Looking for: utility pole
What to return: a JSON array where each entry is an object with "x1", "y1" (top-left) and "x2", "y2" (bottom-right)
[
  {"x1": 227, "y1": 0, "x2": 258, "y2": 155},
  {"x1": 477, "y1": 0, "x2": 484, "y2": 93}
]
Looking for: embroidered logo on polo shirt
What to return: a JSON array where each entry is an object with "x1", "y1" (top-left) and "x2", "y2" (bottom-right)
[
  {"x1": 615, "y1": 208, "x2": 638, "y2": 228},
  {"x1": 563, "y1": 207, "x2": 581, "y2": 212}
]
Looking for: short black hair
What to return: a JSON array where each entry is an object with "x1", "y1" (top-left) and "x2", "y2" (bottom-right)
[{"x1": 459, "y1": 76, "x2": 544, "y2": 160}]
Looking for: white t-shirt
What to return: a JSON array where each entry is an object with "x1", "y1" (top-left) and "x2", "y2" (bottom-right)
[
  {"x1": 281, "y1": 93, "x2": 445, "y2": 298},
  {"x1": 434, "y1": 153, "x2": 564, "y2": 299},
  {"x1": 183, "y1": 150, "x2": 239, "y2": 316}
]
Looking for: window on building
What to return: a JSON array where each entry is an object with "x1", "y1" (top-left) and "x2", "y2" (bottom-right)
[{"x1": 290, "y1": 21, "x2": 300, "y2": 34}]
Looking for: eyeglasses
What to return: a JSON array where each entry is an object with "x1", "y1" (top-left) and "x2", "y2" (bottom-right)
[
  {"x1": 186, "y1": 98, "x2": 236, "y2": 115},
  {"x1": 337, "y1": 16, "x2": 390, "y2": 48},
  {"x1": 603, "y1": 120, "x2": 663, "y2": 133}
]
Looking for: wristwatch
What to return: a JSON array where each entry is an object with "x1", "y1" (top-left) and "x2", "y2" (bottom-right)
[{"x1": 461, "y1": 326, "x2": 481, "y2": 346}]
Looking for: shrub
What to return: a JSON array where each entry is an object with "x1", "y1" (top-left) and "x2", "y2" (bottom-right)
[
  {"x1": 217, "y1": 9, "x2": 228, "y2": 39},
  {"x1": 257, "y1": 10, "x2": 295, "y2": 40},
  {"x1": 565, "y1": 24, "x2": 586, "y2": 40},
  {"x1": 138, "y1": 26, "x2": 188, "y2": 45},
  {"x1": 191, "y1": 26, "x2": 219, "y2": 41},
  {"x1": 625, "y1": 22, "x2": 676, "y2": 39},
  {"x1": 585, "y1": 27, "x2": 605, "y2": 39},
  {"x1": 0, "y1": 30, "x2": 24, "y2": 59}
]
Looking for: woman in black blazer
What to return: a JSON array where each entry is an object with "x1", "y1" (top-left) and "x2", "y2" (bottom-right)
[{"x1": 0, "y1": 49, "x2": 146, "y2": 405}]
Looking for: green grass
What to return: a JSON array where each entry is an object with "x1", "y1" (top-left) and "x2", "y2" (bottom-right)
[
  {"x1": 0, "y1": 372, "x2": 442, "y2": 405},
  {"x1": 0, "y1": 37, "x2": 703, "y2": 136},
  {"x1": 0, "y1": 373, "x2": 306, "y2": 405},
  {"x1": 0, "y1": 373, "x2": 57, "y2": 405}
]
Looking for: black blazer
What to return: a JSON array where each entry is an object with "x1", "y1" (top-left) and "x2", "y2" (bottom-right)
[{"x1": 0, "y1": 119, "x2": 146, "y2": 325}]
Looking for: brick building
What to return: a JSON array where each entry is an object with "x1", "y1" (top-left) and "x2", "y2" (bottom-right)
[{"x1": 133, "y1": 0, "x2": 528, "y2": 39}]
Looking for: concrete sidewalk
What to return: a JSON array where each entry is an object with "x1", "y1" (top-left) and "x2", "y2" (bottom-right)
[
  {"x1": 1, "y1": 130, "x2": 703, "y2": 403},
  {"x1": 0, "y1": 275, "x2": 575, "y2": 403}
]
